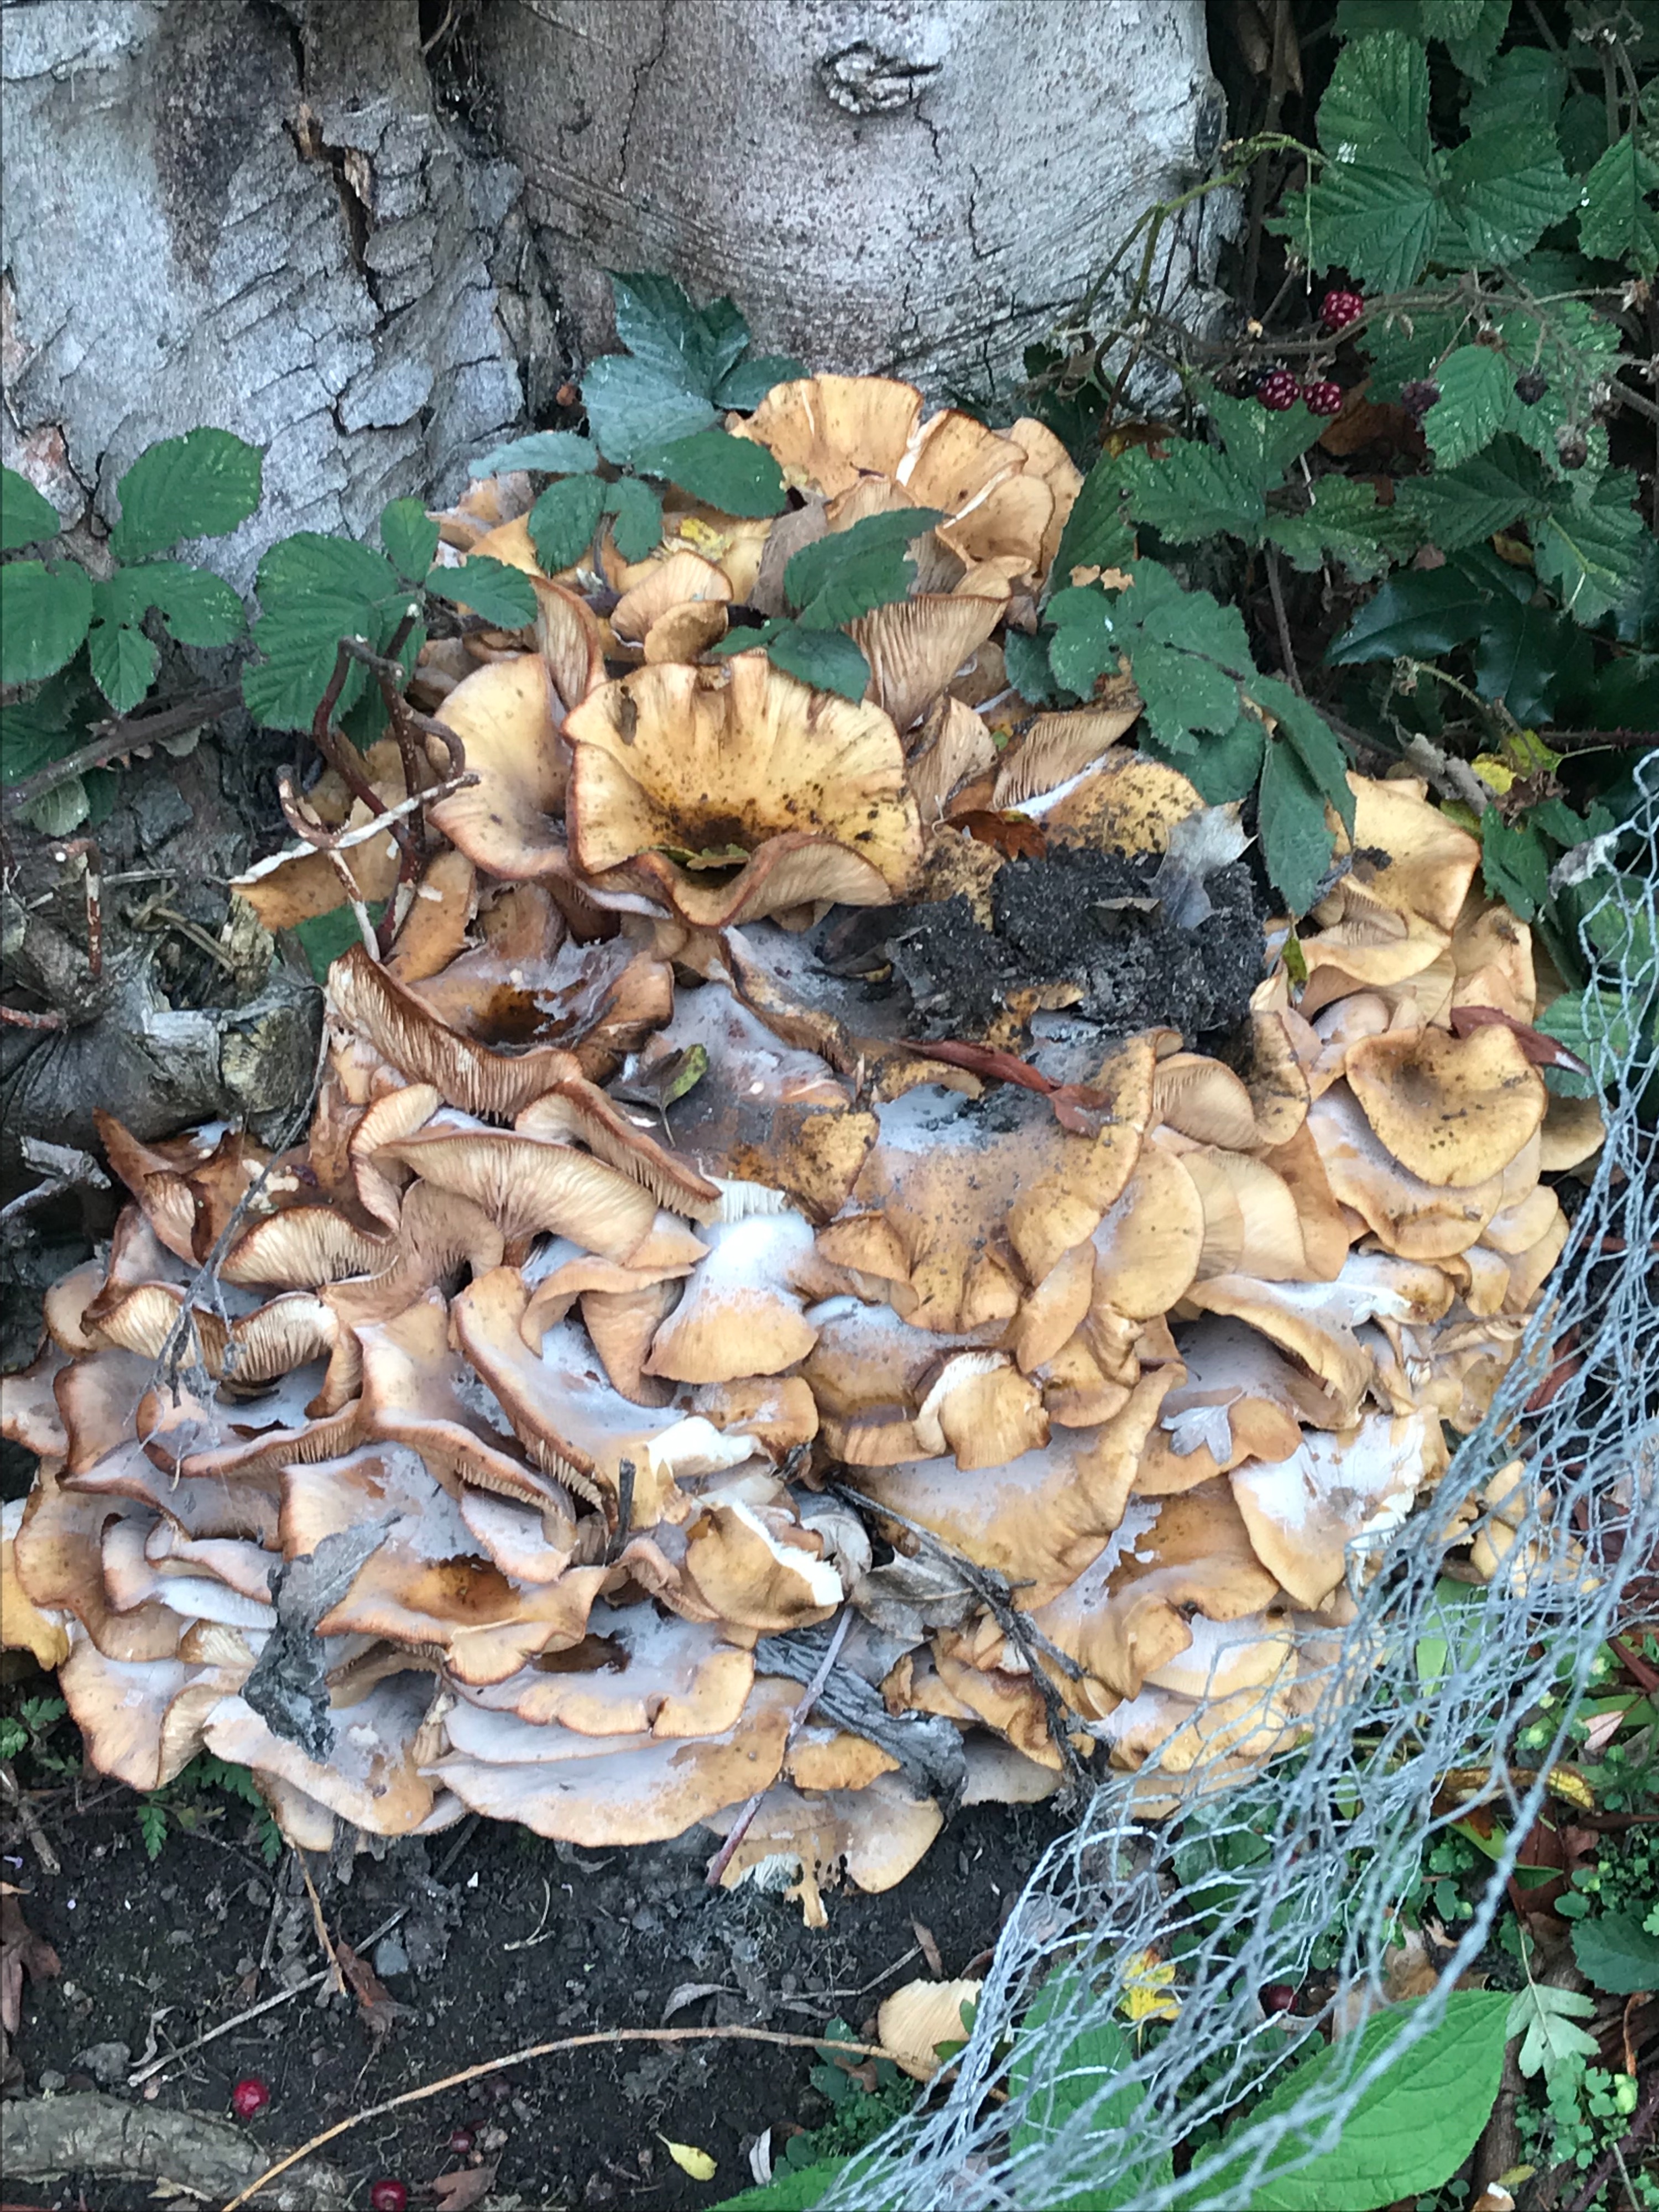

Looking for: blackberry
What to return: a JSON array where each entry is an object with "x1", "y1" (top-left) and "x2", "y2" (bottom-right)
[
  {"x1": 1256, "y1": 367, "x2": 1300, "y2": 411},
  {"x1": 1302, "y1": 379, "x2": 1344, "y2": 417},
  {"x1": 1556, "y1": 422, "x2": 1589, "y2": 469},
  {"x1": 1514, "y1": 368, "x2": 1548, "y2": 405},
  {"x1": 1320, "y1": 287, "x2": 1365, "y2": 333},
  {"x1": 1400, "y1": 378, "x2": 1441, "y2": 419}
]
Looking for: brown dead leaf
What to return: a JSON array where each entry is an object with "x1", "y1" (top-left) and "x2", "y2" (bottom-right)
[
  {"x1": 1449, "y1": 1003, "x2": 1589, "y2": 1074},
  {"x1": 954, "y1": 809, "x2": 1046, "y2": 860},
  {"x1": 335, "y1": 1936, "x2": 401, "y2": 2044},
  {"x1": 430, "y1": 2161, "x2": 500, "y2": 2210},
  {"x1": 1, "y1": 1888, "x2": 60, "y2": 2086},
  {"x1": 911, "y1": 1919, "x2": 945, "y2": 1979}
]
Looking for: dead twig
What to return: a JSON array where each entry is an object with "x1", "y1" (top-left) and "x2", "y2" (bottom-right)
[
  {"x1": 295, "y1": 1849, "x2": 345, "y2": 1996},
  {"x1": 0, "y1": 1770, "x2": 61, "y2": 1876},
  {"x1": 705, "y1": 1607, "x2": 852, "y2": 1887},
  {"x1": 221, "y1": 2026, "x2": 905, "y2": 2212},
  {"x1": 1, "y1": 687, "x2": 242, "y2": 816},
  {"x1": 1263, "y1": 544, "x2": 1305, "y2": 697}
]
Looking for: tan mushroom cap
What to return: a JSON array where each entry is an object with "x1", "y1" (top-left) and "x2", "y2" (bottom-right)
[
  {"x1": 1006, "y1": 416, "x2": 1083, "y2": 581},
  {"x1": 2, "y1": 1346, "x2": 70, "y2": 1459},
  {"x1": 784, "y1": 1722, "x2": 898, "y2": 1794},
  {"x1": 849, "y1": 593, "x2": 1005, "y2": 737},
  {"x1": 205, "y1": 1672, "x2": 441, "y2": 1836},
  {"x1": 1138, "y1": 1317, "x2": 1335, "y2": 1493},
  {"x1": 735, "y1": 374, "x2": 924, "y2": 495},
  {"x1": 706, "y1": 1770, "x2": 945, "y2": 1926},
  {"x1": 426, "y1": 655, "x2": 571, "y2": 881},
  {"x1": 565, "y1": 653, "x2": 923, "y2": 927},
  {"x1": 1183, "y1": 1149, "x2": 1309, "y2": 1282},
  {"x1": 1307, "y1": 1083, "x2": 1507, "y2": 1260},
  {"x1": 355, "y1": 1296, "x2": 565, "y2": 1507},
  {"x1": 1141, "y1": 1609, "x2": 1296, "y2": 1702},
  {"x1": 1345, "y1": 1024, "x2": 1547, "y2": 1187},
  {"x1": 1231, "y1": 1411, "x2": 1446, "y2": 1608},
  {"x1": 644, "y1": 1213, "x2": 822, "y2": 1383},
  {"x1": 428, "y1": 1674, "x2": 798, "y2": 1844},
  {"x1": 611, "y1": 549, "x2": 731, "y2": 651},
  {"x1": 1451, "y1": 895, "x2": 1536, "y2": 1021},
  {"x1": 378, "y1": 1124, "x2": 660, "y2": 1259},
  {"x1": 458, "y1": 1600, "x2": 755, "y2": 1738},
  {"x1": 1020, "y1": 750, "x2": 1203, "y2": 857},
  {"x1": 1538, "y1": 1088, "x2": 1606, "y2": 1172},
  {"x1": 515, "y1": 1079, "x2": 722, "y2": 1220},
  {"x1": 878, "y1": 1976, "x2": 985, "y2": 2082},
  {"x1": 681, "y1": 1500, "x2": 842, "y2": 1632},
  {"x1": 1, "y1": 1495, "x2": 70, "y2": 1667},
  {"x1": 907, "y1": 697, "x2": 999, "y2": 825},
  {"x1": 56, "y1": 1634, "x2": 196, "y2": 1791},
  {"x1": 1333, "y1": 775, "x2": 1482, "y2": 934}
]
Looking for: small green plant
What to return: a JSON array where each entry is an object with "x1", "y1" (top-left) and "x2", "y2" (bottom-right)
[
  {"x1": 0, "y1": 1693, "x2": 74, "y2": 1776},
  {"x1": 135, "y1": 1751, "x2": 282, "y2": 1866}
]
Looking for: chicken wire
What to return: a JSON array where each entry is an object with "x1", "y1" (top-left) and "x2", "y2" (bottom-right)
[{"x1": 827, "y1": 753, "x2": 1659, "y2": 2212}]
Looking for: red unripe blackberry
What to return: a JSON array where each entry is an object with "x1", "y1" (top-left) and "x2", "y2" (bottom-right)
[
  {"x1": 1256, "y1": 368, "x2": 1300, "y2": 412},
  {"x1": 1302, "y1": 380, "x2": 1344, "y2": 417},
  {"x1": 1514, "y1": 368, "x2": 1548, "y2": 405},
  {"x1": 369, "y1": 2184, "x2": 409, "y2": 2212},
  {"x1": 1400, "y1": 379, "x2": 1441, "y2": 419},
  {"x1": 231, "y1": 2077, "x2": 271, "y2": 2120},
  {"x1": 1261, "y1": 1984, "x2": 1298, "y2": 2013},
  {"x1": 1320, "y1": 288, "x2": 1365, "y2": 332}
]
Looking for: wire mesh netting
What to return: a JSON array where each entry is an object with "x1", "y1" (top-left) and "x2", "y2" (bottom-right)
[{"x1": 828, "y1": 755, "x2": 1659, "y2": 2211}]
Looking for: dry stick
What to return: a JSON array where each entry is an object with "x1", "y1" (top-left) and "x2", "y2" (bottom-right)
[
  {"x1": 295, "y1": 1849, "x2": 345, "y2": 1997},
  {"x1": 705, "y1": 1607, "x2": 852, "y2": 1888},
  {"x1": 1, "y1": 685, "x2": 243, "y2": 816},
  {"x1": 221, "y1": 2026, "x2": 901, "y2": 2212},
  {"x1": 1263, "y1": 544, "x2": 1305, "y2": 698},
  {"x1": 126, "y1": 1907, "x2": 409, "y2": 2090}
]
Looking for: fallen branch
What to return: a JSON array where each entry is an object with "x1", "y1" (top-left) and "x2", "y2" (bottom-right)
[
  {"x1": 1, "y1": 687, "x2": 242, "y2": 816},
  {"x1": 221, "y1": 2025, "x2": 903, "y2": 2212}
]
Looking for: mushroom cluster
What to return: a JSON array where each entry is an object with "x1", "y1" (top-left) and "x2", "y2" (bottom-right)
[{"x1": 2, "y1": 376, "x2": 1602, "y2": 1913}]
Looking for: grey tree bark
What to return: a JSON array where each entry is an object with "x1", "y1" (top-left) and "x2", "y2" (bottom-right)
[{"x1": 1, "y1": 0, "x2": 1227, "y2": 565}]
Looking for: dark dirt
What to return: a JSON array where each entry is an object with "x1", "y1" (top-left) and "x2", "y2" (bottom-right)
[
  {"x1": 0, "y1": 1738, "x2": 1068, "y2": 2211},
  {"x1": 878, "y1": 847, "x2": 1266, "y2": 1050}
]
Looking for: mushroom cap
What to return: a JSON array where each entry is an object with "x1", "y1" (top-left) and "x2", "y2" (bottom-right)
[
  {"x1": 1344, "y1": 1024, "x2": 1546, "y2": 1187},
  {"x1": 1333, "y1": 775, "x2": 1481, "y2": 934},
  {"x1": 426, "y1": 655, "x2": 572, "y2": 881},
  {"x1": 849, "y1": 592, "x2": 1005, "y2": 737},
  {"x1": 1, "y1": 1495, "x2": 70, "y2": 1667},
  {"x1": 735, "y1": 374, "x2": 924, "y2": 495},
  {"x1": 456, "y1": 1600, "x2": 755, "y2": 1738},
  {"x1": 681, "y1": 1500, "x2": 842, "y2": 1632},
  {"x1": 205, "y1": 1672, "x2": 440, "y2": 1836},
  {"x1": 1307, "y1": 1083, "x2": 1506, "y2": 1260},
  {"x1": 1231, "y1": 1411, "x2": 1445, "y2": 1607},
  {"x1": 707, "y1": 1770, "x2": 945, "y2": 1924},
  {"x1": 564, "y1": 653, "x2": 923, "y2": 927}
]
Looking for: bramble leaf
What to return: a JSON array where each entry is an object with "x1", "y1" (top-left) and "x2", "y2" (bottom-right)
[
  {"x1": 1113, "y1": 440, "x2": 1266, "y2": 544},
  {"x1": 603, "y1": 477, "x2": 665, "y2": 564},
  {"x1": 1423, "y1": 346, "x2": 1512, "y2": 468},
  {"x1": 1051, "y1": 457, "x2": 1136, "y2": 582},
  {"x1": 1578, "y1": 132, "x2": 1659, "y2": 275},
  {"x1": 784, "y1": 509, "x2": 943, "y2": 628},
  {"x1": 1480, "y1": 811, "x2": 1550, "y2": 920},
  {"x1": 468, "y1": 430, "x2": 599, "y2": 478},
  {"x1": 582, "y1": 355, "x2": 720, "y2": 466},
  {"x1": 715, "y1": 354, "x2": 809, "y2": 411},
  {"x1": 1572, "y1": 1911, "x2": 1659, "y2": 1995},
  {"x1": 109, "y1": 429, "x2": 263, "y2": 561},
  {"x1": 0, "y1": 561, "x2": 94, "y2": 686},
  {"x1": 427, "y1": 555, "x2": 538, "y2": 630},
  {"x1": 380, "y1": 497, "x2": 441, "y2": 583},
  {"x1": 528, "y1": 475, "x2": 607, "y2": 572},
  {"x1": 1258, "y1": 737, "x2": 1335, "y2": 915},
  {"x1": 639, "y1": 428, "x2": 788, "y2": 518},
  {"x1": 1250, "y1": 677, "x2": 1355, "y2": 834},
  {"x1": 1535, "y1": 471, "x2": 1648, "y2": 624},
  {"x1": 1, "y1": 465, "x2": 61, "y2": 551},
  {"x1": 762, "y1": 623, "x2": 871, "y2": 701},
  {"x1": 86, "y1": 618, "x2": 160, "y2": 713}
]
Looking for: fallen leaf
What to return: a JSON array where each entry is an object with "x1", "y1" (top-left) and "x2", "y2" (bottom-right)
[
  {"x1": 0, "y1": 1888, "x2": 60, "y2": 2089},
  {"x1": 954, "y1": 808, "x2": 1046, "y2": 859},
  {"x1": 661, "y1": 1981, "x2": 734, "y2": 2021},
  {"x1": 659, "y1": 2137, "x2": 717, "y2": 2182},
  {"x1": 911, "y1": 1918, "x2": 944, "y2": 1979},
  {"x1": 334, "y1": 1936, "x2": 401, "y2": 2045},
  {"x1": 1449, "y1": 1003, "x2": 1589, "y2": 1074},
  {"x1": 1118, "y1": 1947, "x2": 1181, "y2": 2025},
  {"x1": 430, "y1": 2161, "x2": 500, "y2": 2210},
  {"x1": 877, "y1": 1976, "x2": 982, "y2": 2081}
]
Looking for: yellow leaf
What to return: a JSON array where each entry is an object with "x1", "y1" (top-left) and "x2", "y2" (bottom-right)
[
  {"x1": 1472, "y1": 754, "x2": 1516, "y2": 795},
  {"x1": 674, "y1": 517, "x2": 729, "y2": 557},
  {"x1": 660, "y1": 2137, "x2": 717, "y2": 2182},
  {"x1": 1119, "y1": 1947, "x2": 1181, "y2": 2025}
]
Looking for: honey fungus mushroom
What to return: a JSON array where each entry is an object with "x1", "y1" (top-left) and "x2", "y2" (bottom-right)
[{"x1": 0, "y1": 372, "x2": 1600, "y2": 1902}]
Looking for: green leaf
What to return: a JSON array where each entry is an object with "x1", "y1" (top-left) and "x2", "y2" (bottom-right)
[
  {"x1": 0, "y1": 560, "x2": 94, "y2": 685},
  {"x1": 380, "y1": 497, "x2": 440, "y2": 583},
  {"x1": 715, "y1": 354, "x2": 808, "y2": 412},
  {"x1": 528, "y1": 476, "x2": 607, "y2": 572},
  {"x1": 1295, "y1": 163, "x2": 1445, "y2": 293},
  {"x1": 1415, "y1": 1578, "x2": 1487, "y2": 1687},
  {"x1": 1473, "y1": 595, "x2": 1577, "y2": 723},
  {"x1": 1438, "y1": 0, "x2": 1511, "y2": 79},
  {"x1": 1004, "y1": 625, "x2": 1057, "y2": 705},
  {"x1": 1051, "y1": 457, "x2": 1135, "y2": 585},
  {"x1": 1114, "y1": 440, "x2": 1266, "y2": 545},
  {"x1": 1, "y1": 465, "x2": 61, "y2": 550},
  {"x1": 1480, "y1": 812, "x2": 1550, "y2": 920},
  {"x1": 1009, "y1": 1974, "x2": 1171, "y2": 2210},
  {"x1": 1507, "y1": 1983, "x2": 1599, "y2": 2088},
  {"x1": 1258, "y1": 737, "x2": 1335, "y2": 915},
  {"x1": 1251, "y1": 679, "x2": 1355, "y2": 835},
  {"x1": 120, "y1": 561, "x2": 246, "y2": 648},
  {"x1": 0, "y1": 666, "x2": 97, "y2": 784},
  {"x1": 1463, "y1": 46, "x2": 1563, "y2": 138},
  {"x1": 603, "y1": 477, "x2": 665, "y2": 564},
  {"x1": 1571, "y1": 1912, "x2": 1659, "y2": 1995},
  {"x1": 427, "y1": 554, "x2": 538, "y2": 630},
  {"x1": 1131, "y1": 641, "x2": 1241, "y2": 752},
  {"x1": 1266, "y1": 478, "x2": 1394, "y2": 579},
  {"x1": 243, "y1": 533, "x2": 410, "y2": 733},
  {"x1": 86, "y1": 620, "x2": 160, "y2": 713},
  {"x1": 1578, "y1": 132, "x2": 1659, "y2": 275},
  {"x1": 1395, "y1": 436, "x2": 1550, "y2": 551},
  {"x1": 1190, "y1": 1992, "x2": 1510, "y2": 2212},
  {"x1": 1205, "y1": 390, "x2": 1324, "y2": 488},
  {"x1": 1425, "y1": 347, "x2": 1512, "y2": 469},
  {"x1": 291, "y1": 901, "x2": 382, "y2": 984},
  {"x1": 763, "y1": 624, "x2": 871, "y2": 701},
  {"x1": 20, "y1": 773, "x2": 92, "y2": 837},
  {"x1": 1130, "y1": 567, "x2": 1254, "y2": 674},
  {"x1": 1535, "y1": 987, "x2": 1640, "y2": 1092},
  {"x1": 582, "y1": 354, "x2": 721, "y2": 466},
  {"x1": 1535, "y1": 471, "x2": 1648, "y2": 624},
  {"x1": 1443, "y1": 131, "x2": 1576, "y2": 265},
  {"x1": 784, "y1": 509, "x2": 944, "y2": 627},
  {"x1": 611, "y1": 274, "x2": 750, "y2": 396},
  {"x1": 1327, "y1": 547, "x2": 1527, "y2": 662},
  {"x1": 108, "y1": 429, "x2": 263, "y2": 561},
  {"x1": 1172, "y1": 712, "x2": 1266, "y2": 804},
  {"x1": 639, "y1": 429, "x2": 788, "y2": 518},
  {"x1": 1047, "y1": 586, "x2": 1123, "y2": 698},
  {"x1": 137, "y1": 1802, "x2": 169, "y2": 1862},
  {"x1": 1318, "y1": 31, "x2": 1433, "y2": 174},
  {"x1": 468, "y1": 430, "x2": 599, "y2": 478}
]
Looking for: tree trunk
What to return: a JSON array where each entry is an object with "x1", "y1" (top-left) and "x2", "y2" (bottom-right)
[
  {"x1": 473, "y1": 0, "x2": 1228, "y2": 398},
  {"x1": 2, "y1": 1, "x2": 1225, "y2": 569}
]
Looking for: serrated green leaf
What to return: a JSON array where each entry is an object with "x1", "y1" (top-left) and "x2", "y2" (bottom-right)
[
  {"x1": 1251, "y1": 678, "x2": 1355, "y2": 834},
  {"x1": 1009, "y1": 1974, "x2": 1171, "y2": 2210},
  {"x1": 1, "y1": 465, "x2": 61, "y2": 551},
  {"x1": 1396, "y1": 435, "x2": 1550, "y2": 550},
  {"x1": 1535, "y1": 471, "x2": 1647, "y2": 623},
  {"x1": 1439, "y1": 0, "x2": 1511, "y2": 79},
  {"x1": 243, "y1": 532, "x2": 410, "y2": 732},
  {"x1": 1572, "y1": 1912, "x2": 1659, "y2": 1995},
  {"x1": 1205, "y1": 390, "x2": 1324, "y2": 488},
  {"x1": 611, "y1": 274, "x2": 750, "y2": 397},
  {"x1": 1360, "y1": 306, "x2": 1462, "y2": 403},
  {"x1": 1115, "y1": 440, "x2": 1266, "y2": 544},
  {"x1": 1425, "y1": 347, "x2": 1512, "y2": 468},
  {"x1": 138, "y1": 1802, "x2": 170, "y2": 1862},
  {"x1": 109, "y1": 428, "x2": 263, "y2": 561},
  {"x1": 1131, "y1": 571, "x2": 1255, "y2": 674},
  {"x1": 604, "y1": 477, "x2": 665, "y2": 564},
  {"x1": 1480, "y1": 811, "x2": 1550, "y2": 919},
  {"x1": 528, "y1": 475, "x2": 607, "y2": 572},
  {"x1": 119, "y1": 561, "x2": 246, "y2": 648},
  {"x1": 1463, "y1": 45, "x2": 1563, "y2": 138},
  {"x1": 1258, "y1": 737, "x2": 1335, "y2": 914},
  {"x1": 1131, "y1": 640, "x2": 1241, "y2": 752},
  {"x1": 20, "y1": 772, "x2": 93, "y2": 837},
  {"x1": 1188, "y1": 1992, "x2": 1510, "y2": 2212},
  {"x1": 468, "y1": 430, "x2": 599, "y2": 478},
  {"x1": 380, "y1": 497, "x2": 440, "y2": 583},
  {"x1": 1, "y1": 667, "x2": 96, "y2": 785},
  {"x1": 1507, "y1": 1982, "x2": 1599, "y2": 2088},
  {"x1": 1473, "y1": 594, "x2": 1579, "y2": 723},
  {"x1": 1578, "y1": 132, "x2": 1659, "y2": 275},
  {"x1": 1050, "y1": 457, "x2": 1136, "y2": 585},
  {"x1": 784, "y1": 509, "x2": 943, "y2": 627},
  {"x1": 291, "y1": 899, "x2": 383, "y2": 983},
  {"x1": 1536, "y1": 988, "x2": 1639, "y2": 1092},
  {"x1": 1327, "y1": 547, "x2": 1526, "y2": 662},
  {"x1": 1171, "y1": 712, "x2": 1266, "y2": 804},
  {"x1": 0, "y1": 560, "x2": 93, "y2": 685},
  {"x1": 1319, "y1": 31, "x2": 1433, "y2": 174},
  {"x1": 1421, "y1": 0, "x2": 1489, "y2": 36},
  {"x1": 1047, "y1": 587, "x2": 1123, "y2": 698},
  {"x1": 1297, "y1": 161, "x2": 1446, "y2": 293},
  {"x1": 429, "y1": 554, "x2": 538, "y2": 630},
  {"x1": 86, "y1": 620, "x2": 160, "y2": 712},
  {"x1": 714, "y1": 354, "x2": 808, "y2": 412},
  {"x1": 1443, "y1": 131, "x2": 1577, "y2": 265},
  {"x1": 1004, "y1": 625, "x2": 1057, "y2": 705},
  {"x1": 763, "y1": 624, "x2": 871, "y2": 701},
  {"x1": 1557, "y1": 91, "x2": 1609, "y2": 178},
  {"x1": 583, "y1": 354, "x2": 721, "y2": 465},
  {"x1": 1266, "y1": 478, "x2": 1395, "y2": 579},
  {"x1": 639, "y1": 429, "x2": 787, "y2": 518}
]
